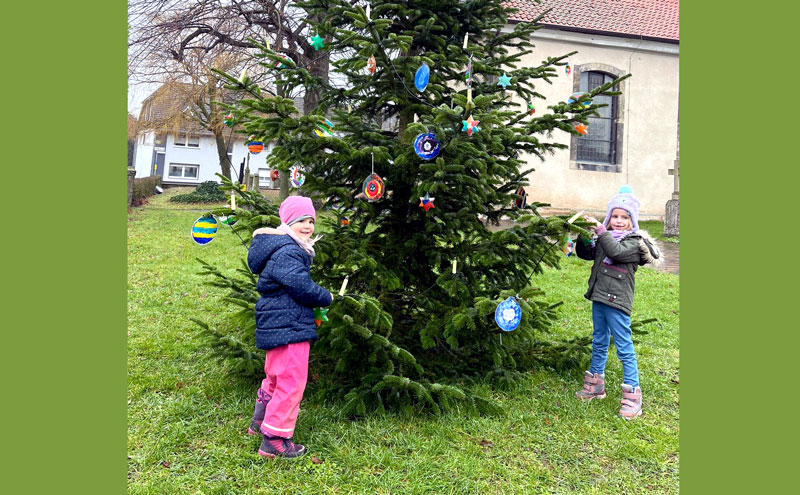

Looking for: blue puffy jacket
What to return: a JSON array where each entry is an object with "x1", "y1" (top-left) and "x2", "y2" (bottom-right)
[{"x1": 247, "y1": 230, "x2": 332, "y2": 350}]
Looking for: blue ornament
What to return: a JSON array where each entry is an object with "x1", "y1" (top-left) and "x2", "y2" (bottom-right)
[
  {"x1": 495, "y1": 296, "x2": 522, "y2": 332},
  {"x1": 414, "y1": 132, "x2": 441, "y2": 160},
  {"x1": 415, "y1": 62, "x2": 430, "y2": 92},
  {"x1": 191, "y1": 215, "x2": 218, "y2": 245}
]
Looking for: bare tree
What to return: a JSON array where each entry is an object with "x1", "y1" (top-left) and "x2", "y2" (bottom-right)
[{"x1": 129, "y1": 0, "x2": 332, "y2": 187}]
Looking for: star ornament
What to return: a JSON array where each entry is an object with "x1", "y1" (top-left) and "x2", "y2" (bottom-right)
[
  {"x1": 497, "y1": 73, "x2": 512, "y2": 89},
  {"x1": 575, "y1": 123, "x2": 589, "y2": 136},
  {"x1": 419, "y1": 193, "x2": 435, "y2": 211},
  {"x1": 461, "y1": 114, "x2": 480, "y2": 136},
  {"x1": 313, "y1": 307, "x2": 329, "y2": 327},
  {"x1": 310, "y1": 34, "x2": 324, "y2": 51}
]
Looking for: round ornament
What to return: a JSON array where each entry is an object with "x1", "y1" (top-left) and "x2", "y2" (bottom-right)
[
  {"x1": 415, "y1": 62, "x2": 430, "y2": 92},
  {"x1": 413, "y1": 132, "x2": 441, "y2": 160},
  {"x1": 495, "y1": 296, "x2": 522, "y2": 332},
  {"x1": 191, "y1": 215, "x2": 218, "y2": 245},
  {"x1": 223, "y1": 113, "x2": 234, "y2": 127},
  {"x1": 247, "y1": 135, "x2": 264, "y2": 154},
  {"x1": 314, "y1": 118, "x2": 334, "y2": 137},
  {"x1": 361, "y1": 173, "x2": 385, "y2": 201},
  {"x1": 563, "y1": 237, "x2": 575, "y2": 257},
  {"x1": 270, "y1": 169, "x2": 279, "y2": 181},
  {"x1": 514, "y1": 186, "x2": 527, "y2": 209},
  {"x1": 568, "y1": 92, "x2": 592, "y2": 108},
  {"x1": 290, "y1": 166, "x2": 305, "y2": 188},
  {"x1": 527, "y1": 102, "x2": 535, "y2": 116}
]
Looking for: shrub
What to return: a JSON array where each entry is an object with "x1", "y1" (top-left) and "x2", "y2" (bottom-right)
[
  {"x1": 131, "y1": 175, "x2": 162, "y2": 206},
  {"x1": 169, "y1": 181, "x2": 227, "y2": 203}
]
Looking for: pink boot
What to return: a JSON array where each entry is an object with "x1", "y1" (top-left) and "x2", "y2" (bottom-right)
[
  {"x1": 619, "y1": 384, "x2": 643, "y2": 420},
  {"x1": 575, "y1": 371, "x2": 606, "y2": 401}
]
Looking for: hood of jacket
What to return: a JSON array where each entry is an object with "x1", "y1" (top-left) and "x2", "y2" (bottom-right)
[
  {"x1": 247, "y1": 229, "x2": 298, "y2": 275},
  {"x1": 637, "y1": 230, "x2": 663, "y2": 268}
]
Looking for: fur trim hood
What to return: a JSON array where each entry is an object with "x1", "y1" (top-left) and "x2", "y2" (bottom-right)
[{"x1": 637, "y1": 230, "x2": 663, "y2": 268}]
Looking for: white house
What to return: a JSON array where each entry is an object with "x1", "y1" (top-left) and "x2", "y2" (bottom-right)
[{"x1": 131, "y1": 84, "x2": 280, "y2": 188}]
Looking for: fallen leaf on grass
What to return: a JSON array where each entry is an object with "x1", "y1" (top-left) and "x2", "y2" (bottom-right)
[
  {"x1": 201, "y1": 294, "x2": 208, "y2": 299},
  {"x1": 544, "y1": 418, "x2": 550, "y2": 425},
  {"x1": 311, "y1": 457, "x2": 323, "y2": 464},
  {"x1": 479, "y1": 438, "x2": 493, "y2": 447},
  {"x1": 161, "y1": 461, "x2": 170, "y2": 468},
  {"x1": 670, "y1": 379, "x2": 679, "y2": 385}
]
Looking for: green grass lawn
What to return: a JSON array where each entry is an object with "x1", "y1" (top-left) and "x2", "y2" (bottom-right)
[{"x1": 128, "y1": 189, "x2": 679, "y2": 494}]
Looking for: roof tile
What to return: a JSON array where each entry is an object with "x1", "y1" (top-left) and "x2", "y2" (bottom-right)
[{"x1": 506, "y1": 0, "x2": 679, "y2": 41}]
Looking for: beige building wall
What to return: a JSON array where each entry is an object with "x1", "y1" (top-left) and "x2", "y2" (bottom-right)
[{"x1": 513, "y1": 28, "x2": 679, "y2": 219}]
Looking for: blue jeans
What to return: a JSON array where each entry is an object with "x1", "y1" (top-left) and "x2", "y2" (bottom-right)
[{"x1": 590, "y1": 302, "x2": 640, "y2": 388}]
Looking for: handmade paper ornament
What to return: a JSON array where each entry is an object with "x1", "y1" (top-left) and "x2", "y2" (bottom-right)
[
  {"x1": 219, "y1": 215, "x2": 237, "y2": 226},
  {"x1": 568, "y1": 92, "x2": 592, "y2": 108},
  {"x1": 362, "y1": 173, "x2": 385, "y2": 201},
  {"x1": 495, "y1": 296, "x2": 522, "y2": 332},
  {"x1": 415, "y1": 62, "x2": 430, "y2": 92},
  {"x1": 497, "y1": 73, "x2": 511, "y2": 89},
  {"x1": 310, "y1": 34, "x2": 324, "y2": 51},
  {"x1": 527, "y1": 102, "x2": 535, "y2": 116},
  {"x1": 514, "y1": 186, "x2": 527, "y2": 209},
  {"x1": 341, "y1": 217, "x2": 350, "y2": 226},
  {"x1": 465, "y1": 55, "x2": 473, "y2": 87},
  {"x1": 314, "y1": 118, "x2": 334, "y2": 137},
  {"x1": 247, "y1": 139, "x2": 264, "y2": 154},
  {"x1": 191, "y1": 215, "x2": 218, "y2": 245},
  {"x1": 574, "y1": 123, "x2": 588, "y2": 136},
  {"x1": 419, "y1": 193, "x2": 435, "y2": 211},
  {"x1": 563, "y1": 237, "x2": 575, "y2": 257},
  {"x1": 274, "y1": 53, "x2": 290, "y2": 69},
  {"x1": 223, "y1": 113, "x2": 234, "y2": 127},
  {"x1": 461, "y1": 115, "x2": 480, "y2": 136},
  {"x1": 565, "y1": 62, "x2": 571, "y2": 75},
  {"x1": 290, "y1": 166, "x2": 305, "y2": 187},
  {"x1": 313, "y1": 307, "x2": 329, "y2": 327},
  {"x1": 367, "y1": 55, "x2": 376, "y2": 74},
  {"x1": 270, "y1": 169, "x2": 280, "y2": 181},
  {"x1": 413, "y1": 132, "x2": 441, "y2": 160}
]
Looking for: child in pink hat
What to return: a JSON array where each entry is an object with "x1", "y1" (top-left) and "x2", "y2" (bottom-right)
[{"x1": 246, "y1": 196, "x2": 332, "y2": 457}]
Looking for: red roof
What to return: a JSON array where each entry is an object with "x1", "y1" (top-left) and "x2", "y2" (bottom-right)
[{"x1": 505, "y1": 0, "x2": 679, "y2": 42}]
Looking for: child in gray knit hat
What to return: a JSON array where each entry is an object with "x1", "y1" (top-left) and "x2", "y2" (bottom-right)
[{"x1": 573, "y1": 185, "x2": 662, "y2": 420}]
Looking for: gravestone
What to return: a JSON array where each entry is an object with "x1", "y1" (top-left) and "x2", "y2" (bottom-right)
[{"x1": 664, "y1": 112, "x2": 679, "y2": 238}]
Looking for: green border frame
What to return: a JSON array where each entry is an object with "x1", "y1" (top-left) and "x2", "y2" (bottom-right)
[
  {"x1": 4, "y1": 1, "x2": 126, "y2": 493},
  {"x1": 682, "y1": 2, "x2": 797, "y2": 493}
]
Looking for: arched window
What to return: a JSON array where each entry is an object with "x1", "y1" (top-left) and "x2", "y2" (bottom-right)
[{"x1": 570, "y1": 64, "x2": 626, "y2": 173}]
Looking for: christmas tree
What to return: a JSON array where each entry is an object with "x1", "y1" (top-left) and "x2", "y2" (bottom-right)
[{"x1": 199, "y1": 0, "x2": 627, "y2": 415}]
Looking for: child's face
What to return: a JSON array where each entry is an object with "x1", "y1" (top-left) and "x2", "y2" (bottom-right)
[
  {"x1": 608, "y1": 208, "x2": 632, "y2": 230},
  {"x1": 290, "y1": 217, "x2": 315, "y2": 241}
]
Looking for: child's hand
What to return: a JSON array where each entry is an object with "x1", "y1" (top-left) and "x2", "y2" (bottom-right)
[{"x1": 584, "y1": 215, "x2": 601, "y2": 226}]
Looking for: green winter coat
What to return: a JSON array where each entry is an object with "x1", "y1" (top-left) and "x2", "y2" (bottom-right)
[{"x1": 575, "y1": 230, "x2": 661, "y2": 315}]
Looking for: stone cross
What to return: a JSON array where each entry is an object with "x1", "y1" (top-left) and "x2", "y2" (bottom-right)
[{"x1": 668, "y1": 157, "x2": 679, "y2": 200}]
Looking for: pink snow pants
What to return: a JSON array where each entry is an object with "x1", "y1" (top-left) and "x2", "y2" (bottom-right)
[{"x1": 258, "y1": 341, "x2": 310, "y2": 438}]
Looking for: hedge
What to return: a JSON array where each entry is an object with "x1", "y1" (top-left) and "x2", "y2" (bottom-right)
[{"x1": 131, "y1": 175, "x2": 162, "y2": 206}]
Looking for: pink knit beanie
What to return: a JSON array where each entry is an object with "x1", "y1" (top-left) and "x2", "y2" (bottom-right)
[{"x1": 279, "y1": 196, "x2": 316, "y2": 226}]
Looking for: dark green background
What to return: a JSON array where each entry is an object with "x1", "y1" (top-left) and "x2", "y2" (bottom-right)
[{"x1": 5, "y1": 1, "x2": 795, "y2": 493}]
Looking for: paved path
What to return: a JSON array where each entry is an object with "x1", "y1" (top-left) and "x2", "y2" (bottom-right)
[{"x1": 656, "y1": 241, "x2": 679, "y2": 275}]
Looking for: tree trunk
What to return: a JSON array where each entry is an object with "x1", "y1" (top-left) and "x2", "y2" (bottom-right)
[{"x1": 213, "y1": 129, "x2": 232, "y2": 180}]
